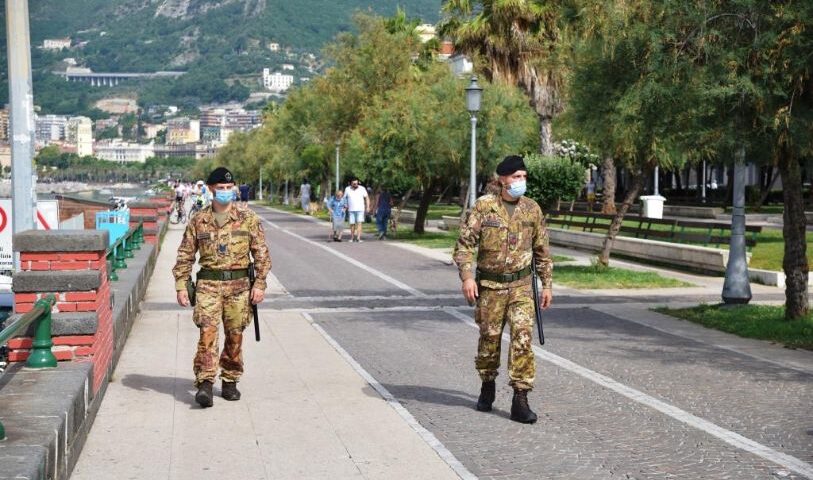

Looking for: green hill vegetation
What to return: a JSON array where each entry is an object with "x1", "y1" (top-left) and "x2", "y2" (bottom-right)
[{"x1": 0, "y1": 0, "x2": 441, "y2": 112}]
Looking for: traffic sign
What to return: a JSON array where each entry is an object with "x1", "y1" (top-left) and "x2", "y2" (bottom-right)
[{"x1": 0, "y1": 199, "x2": 62, "y2": 271}]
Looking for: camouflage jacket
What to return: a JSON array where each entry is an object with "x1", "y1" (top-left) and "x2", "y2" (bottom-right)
[
  {"x1": 453, "y1": 194, "x2": 553, "y2": 290},
  {"x1": 172, "y1": 205, "x2": 272, "y2": 292}
]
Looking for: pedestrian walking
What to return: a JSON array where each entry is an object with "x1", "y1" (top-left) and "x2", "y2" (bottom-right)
[
  {"x1": 328, "y1": 190, "x2": 347, "y2": 242},
  {"x1": 173, "y1": 167, "x2": 272, "y2": 408},
  {"x1": 239, "y1": 182, "x2": 250, "y2": 206},
  {"x1": 453, "y1": 155, "x2": 553, "y2": 424},
  {"x1": 343, "y1": 178, "x2": 369, "y2": 242},
  {"x1": 374, "y1": 187, "x2": 393, "y2": 240},
  {"x1": 299, "y1": 179, "x2": 312, "y2": 214}
]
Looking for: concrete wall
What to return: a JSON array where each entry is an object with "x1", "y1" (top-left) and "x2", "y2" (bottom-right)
[{"x1": 548, "y1": 228, "x2": 748, "y2": 273}]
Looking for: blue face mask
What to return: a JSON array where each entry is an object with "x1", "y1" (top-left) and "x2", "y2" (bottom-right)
[
  {"x1": 214, "y1": 190, "x2": 233, "y2": 205},
  {"x1": 506, "y1": 180, "x2": 527, "y2": 199}
]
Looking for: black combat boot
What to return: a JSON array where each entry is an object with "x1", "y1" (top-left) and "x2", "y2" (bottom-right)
[
  {"x1": 476, "y1": 380, "x2": 496, "y2": 412},
  {"x1": 221, "y1": 381, "x2": 241, "y2": 401},
  {"x1": 510, "y1": 389, "x2": 538, "y2": 424},
  {"x1": 195, "y1": 380, "x2": 214, "y2": 408}
]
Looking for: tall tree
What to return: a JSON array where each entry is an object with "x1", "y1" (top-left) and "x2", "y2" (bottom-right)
[{"x1": 440, "y1": 0, "x2": 564, "y2": 155}]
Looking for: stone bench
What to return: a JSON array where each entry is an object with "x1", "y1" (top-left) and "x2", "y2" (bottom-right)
[
  {"x1": 663, "y1": 205, "x2": 725, "y2": 219},
  {"x1": 437, "y1": 215, "x2": 461, "y2": 231},
  {"x1": 548, "y1": 228, "x2": 748, "y2": 273}
]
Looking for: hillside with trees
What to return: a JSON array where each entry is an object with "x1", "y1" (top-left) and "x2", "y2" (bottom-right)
[{"x1": 0, "y1": 0, "x2": 441, "y2": 111}]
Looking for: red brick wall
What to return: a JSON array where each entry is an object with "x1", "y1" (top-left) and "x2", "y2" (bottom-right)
[{"x1": 11, "y1": 249, "x2": 113, "y2": 394}]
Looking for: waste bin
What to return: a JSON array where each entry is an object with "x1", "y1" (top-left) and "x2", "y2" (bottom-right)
[{"x1": 640, "y1": 195, "x2": 666, "y2": 219}]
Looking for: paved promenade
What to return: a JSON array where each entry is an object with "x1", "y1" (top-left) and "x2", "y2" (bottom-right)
[
  {"x1": 71, "y1": 224, "x2": 459, "y2": 480},
  {"x1": 72, "y1": 205, "x2": 813, "y2": 479}
]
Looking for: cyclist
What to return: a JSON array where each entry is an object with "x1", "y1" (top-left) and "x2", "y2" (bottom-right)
[{"x1": 173, "y1": 182, "x2": 188, "y2": 223}]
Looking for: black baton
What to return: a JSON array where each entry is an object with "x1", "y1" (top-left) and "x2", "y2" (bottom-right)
[
  {"x1": 531, "y1": 259, "x2": 545, "y2": 345},
  {"x1": 248, "y1": 263, "x2": 260, "y2": 342}
]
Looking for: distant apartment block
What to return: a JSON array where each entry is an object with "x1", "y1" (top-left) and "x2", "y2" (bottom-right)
[
  {"x1": 200, "y1": 108, "x2": 261, "y2": 145},
  {"x1": 449, "y1": 54, "x2": 473, "y2": 76},
  {"x1": 0, "y1": 144, "x2": 10, "y2": 170},
  {"x1": 94, "y1": 140, "x2": 154, "y2": 163},
  {"x1": 35, "y1": 114, "x2": 69, "y2": 143},
  {"x1": 43, "y1": 38, "x2": 71, "y2": 50},
  {"x1": 0, "y1": 107, "x2": 8, "y2": 142},
  {"x1": 142, "y1": 123, "x2": 164, "y2": 139},
  {"x1": 416, "y1": 24, "x2": 437, "y2": 43},
  {"x1": 263, "y1": 69, "x2": 294, "y2": 92},
  {"x1": 166, "y1": 117, "x2": 200, "y2": 145},
  {"x1": 66, "y1": 116, "x2": 93, "y2": 156},
  {"x1": 154, "y1": 143, "x2": 218, "y2": 160}
]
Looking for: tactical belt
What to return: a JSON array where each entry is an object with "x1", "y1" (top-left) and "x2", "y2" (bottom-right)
[
  {"x1": 476, "y1": 266, "x2": 532, "y2": 283},
  {"x1": 197, "y1": 269, "x2": 249, "y2": 281}
]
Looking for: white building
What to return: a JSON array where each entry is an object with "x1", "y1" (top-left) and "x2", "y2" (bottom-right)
[
  {"x1": 282, "y1": 64, "x2": 295, "y2": 71},
  {"x1": 262, "y1": 69, "x2": 294, "y2": 92},
  {"x1": 449, "y1": 54, "x2": 473, "y2": 76},
  {"x1": 416, "y1": 24, "x2": 436, "y2": 43},
  {"x1": 43, "y1": 38, "x2": 71, "y2": 50},
  {"x1": 268, "y1": 42, "x2": 280, "y2": 52},
  {"x1": 35, "y1": 114, "x2": 69, "y2": 143},
  {"x1": 65, "y1": 116, "x2": 93, "y2": 156},
  {"x1": 94, "y1": 140, "x2": 154, "y2": 163}
]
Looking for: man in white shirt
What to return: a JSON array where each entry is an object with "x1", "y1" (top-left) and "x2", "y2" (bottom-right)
[{"x1": 343, "y1": 178, "x2": 369, "y2": 242}]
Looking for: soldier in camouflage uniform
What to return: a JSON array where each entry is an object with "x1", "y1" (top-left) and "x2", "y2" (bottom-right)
[
  {"x1": 453, "y1": 155, "x2": 553, "y2": 424},
  {"x1": 173, "y1": 167, "x2": 272, "y2": 408}
]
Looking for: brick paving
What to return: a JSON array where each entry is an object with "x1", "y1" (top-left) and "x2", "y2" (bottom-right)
[{"x1": 255, "y1": 206, "x2": 813, "y2": 479}]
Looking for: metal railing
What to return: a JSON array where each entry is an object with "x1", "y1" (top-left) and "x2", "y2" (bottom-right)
[
  {"x1": 0, "y1": 294, "x2": 58, "y2": 440},
  {"x1": 105, "y1": 221, "x2": 144, "y2": 281}
]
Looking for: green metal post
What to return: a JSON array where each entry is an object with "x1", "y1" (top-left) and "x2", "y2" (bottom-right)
[
  {"x1": 132, "y1": 224, "x2": 142, "y2": 249},
  {"x1": 124, "y1": 233, "x2": 134, "y2": 259},
  {"x1": 108, "y1": 256, "x2": 118, "y2": 281},
  {"x1": 26, "y1": 297, "x2": 57, "y2": 368},
  {"x1": 136, "y1": 224, "x2": 144, "y2": 245},
  {"x1": 114, "y1": 242, "x2": 127, "y2": 269}
]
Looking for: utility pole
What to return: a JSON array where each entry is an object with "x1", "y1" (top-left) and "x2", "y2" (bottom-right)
[{"x1": 6, "y1": 0, "x2": 37, "y2": 247}]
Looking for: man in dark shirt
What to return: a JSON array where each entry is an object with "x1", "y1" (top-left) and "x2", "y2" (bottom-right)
[{"x1": 239, "y1": 183, "x2": 250, "y2": 206}]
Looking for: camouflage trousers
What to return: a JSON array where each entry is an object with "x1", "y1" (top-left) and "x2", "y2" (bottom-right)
[
  {"x1": 474, "y1": 283, "x2": 535, "y2": 391},
  {"x1": 192, "y1": 280, "x2": 251, "y2": 387}
]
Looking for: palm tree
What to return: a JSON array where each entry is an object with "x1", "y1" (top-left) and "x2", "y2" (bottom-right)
[{"x1": 440, "y1": 0, "x2": 563, "y2": 155}]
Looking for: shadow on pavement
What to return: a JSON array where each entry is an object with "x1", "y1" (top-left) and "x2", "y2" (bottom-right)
[
  {"x1": 374, "y1": 383, "x2": 512, "y2": 420},
  {"x1": 120, "y1": 373, "x2": 202, "y2": 408}
]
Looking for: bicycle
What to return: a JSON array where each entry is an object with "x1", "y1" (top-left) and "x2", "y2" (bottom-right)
[{"x1": 169, "y1": 198, "x2": 187, "y2": 224}]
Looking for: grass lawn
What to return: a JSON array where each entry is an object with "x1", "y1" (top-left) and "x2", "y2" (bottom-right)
[
  {"x1": 403, "y1": 203, "x2": 463, "y2": 220},
  {"x1": 654, "y1": 304, "x2": 813, "y2": 350},
  {"x1": 554, "y1": 265, "x2": 694, "y2": 289},
  {"x1": 553, "y1": 255, "x2": 574, "y2": 262}
]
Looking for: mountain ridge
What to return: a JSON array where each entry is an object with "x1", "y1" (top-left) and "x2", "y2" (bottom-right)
[{"x1": 0, "y1": 0, "x2": 441, "y2": 111}]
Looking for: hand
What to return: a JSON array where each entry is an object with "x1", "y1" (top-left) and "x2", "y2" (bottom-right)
[
  {"x1": 462, "y1": 278, "x2": 479, "y2": 305},
  {"x1": 250, "y1": 287, "x2": 265, "y2": 305},
  {"x1": 540, "y1": 289, "x2": 552, "y2": 310},
  {"x1": 177, "y1": 290, "x2": 190, "y2": 307}
]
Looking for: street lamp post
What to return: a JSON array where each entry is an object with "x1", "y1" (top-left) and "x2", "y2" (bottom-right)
[
  {"x1": 722, "y1": 146, "x2": 752, "y2": 304},
  {"x1": 465, "y1": 76, "x2": 483, "y2": 209},
  {"x1": 258, "y1": 168, "x2": 263, "y2": 201},
  {"x1": 335, "y1": 140, "x2": 341, "y2": 193}
]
